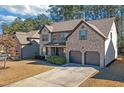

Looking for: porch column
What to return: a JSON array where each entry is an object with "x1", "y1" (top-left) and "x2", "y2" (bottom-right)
[
  {"x1": 48, "y1": 47, "x2": 52, "y2": 56},
  {"x1": 39, "y1": 46, "x2": 42, "y2": 56}
]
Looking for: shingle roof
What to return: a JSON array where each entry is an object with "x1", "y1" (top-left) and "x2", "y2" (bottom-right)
[
  {"x1": 45, "y1": 25, "x2": 53, "y2": 32},
  {"x1": 15, "y1": 32, "x2": 30, "y2": 44},
  {"x1": 42, "y1": 17, "x2": 115, "y2": 38},
  {"x1": 28, "y1": 31, "x2": 40, "y2": 39},
  {"x1": 49, "y1": 19, "x2": 83, "y2": 32},
  {"x1": 86, "y1": 22, "x2": 107, "y2": 38},
  {"x1": 87, "y1": 17, "x2": 115, "y2": 37},
  {"x1": 15, "y1": 31, "x2": 39, "y2": 45}
]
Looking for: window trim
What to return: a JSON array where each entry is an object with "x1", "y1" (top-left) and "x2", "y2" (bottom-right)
[
  {"x1": 79, "y1": 27, "x2": 87, "y2": 40},
  {"x1": 42, "y1": 34, "x2": 49, "y2": 41}
]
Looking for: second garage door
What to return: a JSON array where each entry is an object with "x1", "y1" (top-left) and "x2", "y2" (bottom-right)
[
  {"x1": 85, "y1": 51, "x2": 100, "y2": 66},
  {"x1": 69, "y1": 51, "x2": 82, "y2": 64}
]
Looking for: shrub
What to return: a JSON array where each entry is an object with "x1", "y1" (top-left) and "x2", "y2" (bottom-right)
[{"x1": 47, "y1": 56, "x2": 66, "y2": 65}]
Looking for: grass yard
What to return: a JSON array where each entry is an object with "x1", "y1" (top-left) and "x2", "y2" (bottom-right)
[
  {"x1": 0, "y1": 60, "x2": 53, "y2": 86},
  {"x1": 80, "y1": 55, "x2": 124, "y2": 87}
]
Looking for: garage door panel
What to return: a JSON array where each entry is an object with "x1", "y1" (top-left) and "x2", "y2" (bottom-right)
[
  {"x1": 69, "y1": 51, "x2": 82, "y2": 64},
  {"x1": 85, "y1": 51, "x2": 100, "y2": 66}
]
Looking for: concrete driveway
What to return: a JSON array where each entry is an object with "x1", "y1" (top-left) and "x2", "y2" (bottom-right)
[{"x1": 6, "y1": 66, "x2": 98, "y2": 87}]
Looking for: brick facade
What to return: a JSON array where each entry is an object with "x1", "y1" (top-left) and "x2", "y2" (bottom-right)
[{"x1": 66, "y1": 22, "x2": 105, "y2": 67}]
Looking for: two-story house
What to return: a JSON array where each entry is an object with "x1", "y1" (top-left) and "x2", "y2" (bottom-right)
[{"x1": 39, "y1": 17, "x2": 118, "y2": 67}]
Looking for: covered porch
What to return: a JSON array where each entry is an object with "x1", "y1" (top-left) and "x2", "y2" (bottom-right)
[{"x1": 42, "y1": 44, "x2": 66, "y2": 57}]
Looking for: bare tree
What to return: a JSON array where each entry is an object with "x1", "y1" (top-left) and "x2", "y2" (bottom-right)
[{"x1": 0, "y1": 34, "x2": 18, "y2": 69}]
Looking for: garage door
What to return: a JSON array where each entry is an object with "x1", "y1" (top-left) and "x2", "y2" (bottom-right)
[
  {"x1": 21, "y1": 41, "x2": 39, "y2": 59},
  {"x1": 85, "y1": 51, "x2": 100, "y2": 66},
  {"x1": 69, "y1": 51, "x2": 82, "y2": 64}
]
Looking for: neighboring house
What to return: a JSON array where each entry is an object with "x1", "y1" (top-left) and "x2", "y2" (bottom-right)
[
  {"x1": 39, "y1": 17, "x2": 118, "y2": 67},
  {"x1": 13, "y1": 31, "x2": 40, "y2": 59}
]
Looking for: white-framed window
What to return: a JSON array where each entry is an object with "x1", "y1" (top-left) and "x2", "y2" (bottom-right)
[
  {"x1": 79, "y1": 26, "x2": 87, "y2": 40},
  {"x1": 42, "y1": 34, "x2": 49, "y2": 41}
]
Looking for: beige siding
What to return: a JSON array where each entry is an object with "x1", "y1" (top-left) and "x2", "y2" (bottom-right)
[
  {"x1": 40, "y1": 27, "x2": 51, "y2": 56},
  {"x1": 66, "y1": 22, "x2": 105, "y2": 67}
]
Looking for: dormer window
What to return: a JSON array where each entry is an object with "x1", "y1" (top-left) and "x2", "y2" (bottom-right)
[{"x1": 79, "y1": 26, "x2": 87, "y2": 40}]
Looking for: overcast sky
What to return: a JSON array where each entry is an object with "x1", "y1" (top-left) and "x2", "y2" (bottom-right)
[{"x1": 0, "y1": 5, "x2": 50, "y2": 34}]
